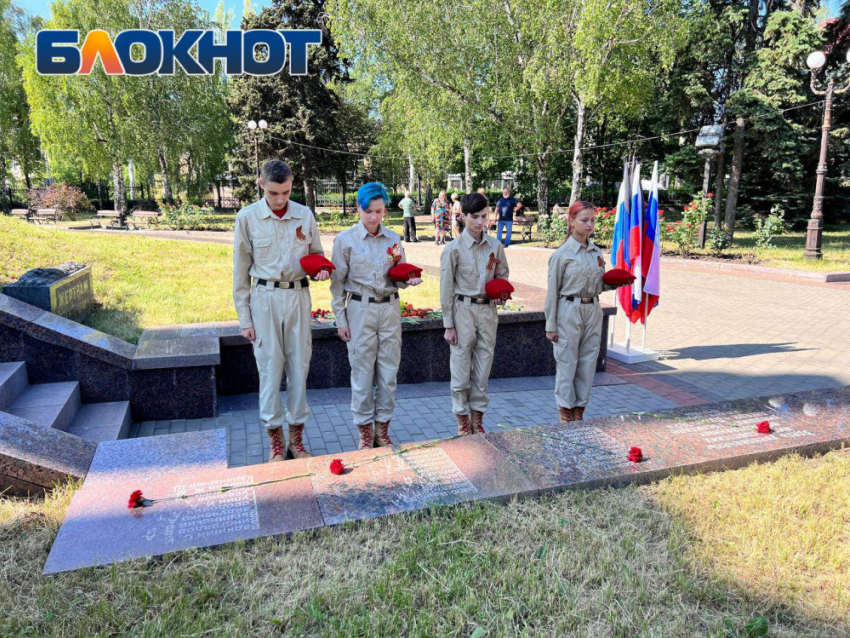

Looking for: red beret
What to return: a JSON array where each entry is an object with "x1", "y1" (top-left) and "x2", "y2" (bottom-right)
[
  {"x1": 388, "y1": 262, "x2": 423, "y2": 282},
  {"x1": 602, "y1": 268, "x2": 636, "y2": 286},
  {"x1": 300, "y1": 254, "x2": 336, "y2": 277},
  {"x1": 485, "y1": 278, "x2": 514, "y2": 300}
]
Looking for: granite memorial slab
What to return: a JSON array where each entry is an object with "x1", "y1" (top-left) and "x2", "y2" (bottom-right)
[
  {"x1": 3, "y1": 263, "x2": 93, "y2": 322},
  {"x1": 42, "y1": 387, "x2": 850, "y2": 575},
  {"x1": 43, "y1": 430, "x2": 323, "y2": 574}
]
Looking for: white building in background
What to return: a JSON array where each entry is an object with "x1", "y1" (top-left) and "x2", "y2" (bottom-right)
[{"x1": 446, "y1": 171, "x2": 515, "y2": 192}]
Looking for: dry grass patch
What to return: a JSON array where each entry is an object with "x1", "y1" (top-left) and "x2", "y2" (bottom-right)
[{"x1": 649, "y1": 449, "x2": 850, "y2": 627}]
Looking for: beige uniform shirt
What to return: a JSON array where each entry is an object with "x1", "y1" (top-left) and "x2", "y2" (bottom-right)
[
  {"x1": 440, "y1": 230, "x2": 509, "y2": 329},
  {"x1": 544, "y1": 236, "x2": 608, "y2": 332},
  {"x1": 232, "y1": 198, "x2": 324, "y2": 330},
  {"x1": 330, "y1": 221, "x2": 409, "y2": 328}
]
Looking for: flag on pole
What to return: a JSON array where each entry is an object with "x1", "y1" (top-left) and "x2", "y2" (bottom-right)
[
  {"x1": 639, "y1": 161, "x2": 662, "y2": 322},
  {"x1": 610, "y1": 159, "x2": 632, "y2": 317},
  {"x1": 626, "y1": 162, "x2": 643, "y2": 323}
]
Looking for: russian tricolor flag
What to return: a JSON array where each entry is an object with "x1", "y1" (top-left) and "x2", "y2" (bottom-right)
[
  {"x1": 611, "y1": 159, "x2": 632, "y2": 318},
  {"x1": 640, "y1": 162, "x2": 662, "y2": 322}
]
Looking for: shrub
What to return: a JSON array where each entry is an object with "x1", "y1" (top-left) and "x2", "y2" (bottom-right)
[
  {"x1": 754, "y1": 205, "x2": 789, "y2": 249},
  {"x1": 707, "y1": 224, "x2": 731, "y2": 256},
  {"x1": 158, "y1": 199, "x2": 216, "y2": 230},
  {"x1": 27, "y1": 183, "x2": 92, "y2": 220},
  {"x1": 661, "y1": 192, "x2": 712, "y2": 257}
]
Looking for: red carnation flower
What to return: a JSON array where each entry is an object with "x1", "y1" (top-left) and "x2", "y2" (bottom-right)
[
  {"x1": 756, "y1": 421, "x2": 772, "y2": 434},
  {"x1": 627, "y1": 447, "x2": 643, "y2": 463},
  {"x1": 329, "y1": 459, "x2": 345, "y2": 475},
  {"x1": 128, "y1": 490, "x2": 146, "y2": 509}
]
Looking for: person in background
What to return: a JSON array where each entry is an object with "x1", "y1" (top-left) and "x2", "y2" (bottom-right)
[
  {"x1": 495, "y1": 187, "x2": 520, "y2": 248},
  {"x1": 398, "y1": 190, "x2": 419, "y2": 242},
  {"x1": 431, "y1": 190, "x2": 451, "y2": 245},
  {"x1": 450, "y1": 192, "x2": 464, "y2": 238}
]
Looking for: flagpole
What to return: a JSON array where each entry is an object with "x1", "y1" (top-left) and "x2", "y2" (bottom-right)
[{"x1": 642, "y1": 292, "x2": 648, "y2": 350}]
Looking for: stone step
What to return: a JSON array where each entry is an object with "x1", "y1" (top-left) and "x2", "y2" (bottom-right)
[
  {"x1": 6, "y1": 381, "x2": 81, "y2": 432},
  {"x1": 0, "y1": 362, "x2": 29, "y2": 411},
  {"x1": 67, "y1": 401, "x2": 132, "y2": 444}
]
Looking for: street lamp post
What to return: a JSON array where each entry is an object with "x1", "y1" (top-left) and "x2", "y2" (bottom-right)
[
  {"x1": 804, "y1": 50, "x2": 850, "y2": 259},
  {"x1": 247, "y1": 119, "x2": 268, "y2": 199}
]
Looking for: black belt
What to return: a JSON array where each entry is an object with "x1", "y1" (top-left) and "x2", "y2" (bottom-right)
[
  {"x1": 349, "y1": 292, "x2": 398, "y2": 304},
  {"x1": 255, "y1": 277, "x2": 309, "y2": 289},
  {"x1": 456, "y1": 294, "x2": 492, "y2": 305},
  {"x1": 563, "y1": 295, "x2": 598, "y2": 304}
]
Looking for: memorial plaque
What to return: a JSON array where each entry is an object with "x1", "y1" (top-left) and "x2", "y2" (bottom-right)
[
  {"x1": 3, "y1": 263, "x2": 93, "y2": 322},
  {"x1": 487, "y1": 424, "x2": 643, "y2": 492},
  {"x1": 308, "y1": 445, "x2": 480, "y2": 525},
  {"x1": 43, "y1": 432, "x2": 323, "y2": 574}
]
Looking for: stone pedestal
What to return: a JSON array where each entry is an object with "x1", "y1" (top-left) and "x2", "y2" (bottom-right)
[{"x1": 3, "y1": 263, "x2": 94, "y2": 323}]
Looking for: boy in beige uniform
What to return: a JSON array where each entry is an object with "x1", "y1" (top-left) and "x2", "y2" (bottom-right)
[
  {"x1": 233, "y1": 160, "x2": 328, "y2": 462},
  {"x1": 330, "y1": 182, "x2": 422, "y2": 449},
  {"x1": 441, "y1": 193, "x2": 509, "y2": 435},
  {"x1": 545, "y1": 201, "x2": 620, "y2": 423}
]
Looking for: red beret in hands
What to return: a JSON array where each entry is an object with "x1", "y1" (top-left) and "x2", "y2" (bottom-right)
[
  {"x1": 485, "y1": 278, "x2": 514, "y2": 301},
  {"x1": 602, "y1": 268, "x2": 636, "y2": 286},
  {"x1": 388, "y1": 263, "x2": 423, "y2": 282},
  {"x1": 300, "y1": 254, "x2": 336, "y2": 277}
]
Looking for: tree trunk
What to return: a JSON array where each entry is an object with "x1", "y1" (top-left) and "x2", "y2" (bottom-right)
[
  {"x1": 157, "y1": 147, "x2": 173, "y2": 203},
  {"x1": 713, "y1": 151, "x2": 725, "y2": 226},
  {"x1": 537, "y1": 155, "x2": 550, "y2": 218},
  {"x1": 463, "y1": 138, "x2": 473, "y2": 193},
  {"x1": 724, "y1": 116, "x2": 745, "y2": 238},
  {"x1": 128, "y1": 160, "x2": 136, "y2": 201},
  {"x1": 302, "y1": 160, "x2": 316, "y2": 212},
  {"x1": 215, "y1": 180, "x2": 222, "y2": 209},
  {"x1": 408, "y1": 154, "x2": 415, "y2": 194},
  {"x1": 570, "y1": 96, "x2": 587, "y2": 204},
  {"x1": 112, "y1": 159, "x2": 127, "y2": 222}
]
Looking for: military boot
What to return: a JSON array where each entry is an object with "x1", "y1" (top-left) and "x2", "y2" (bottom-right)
[
  {"x1": 286, "y1": 423, "x2": 311, "y2": 459},
  {"x1": 267, "y1": 426, "x2": 286, "y2": 463},
  {"x1": 373, "y1": 420, "x2": 394, "y2": 447},
  {"x1": 572, "y1": 407, "x2": 585, "y2": 421},
  {"x1": 456, "y1": 413, "x2": 473, "y2": 436},
  {"x1": 558, "y1": 406, "x2": 575, "y2": 424},
  {"x1": 471, "y1": 410, "x2": 486, "y2": 434},
  {"x1": 357, "y1": 423, "x2": 374, "y2": 450}
]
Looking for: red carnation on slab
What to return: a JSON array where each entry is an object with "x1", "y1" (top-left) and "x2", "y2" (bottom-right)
[
  {"x1": 329, "y1": 459, "x2": 346, "y2": 475},
  {"x1": 128, "y1": 490, "x2": 148, "y2": 509},
  {"x1": 756, "y1": 421, "x2": 772, "y2": 434},
  {"x1": 628, "y1": 447, "x2": 643, "y2": 463}
]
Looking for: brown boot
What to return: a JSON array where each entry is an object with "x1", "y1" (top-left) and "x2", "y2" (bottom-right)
[
  {"x1": 573, "y1": 407, "x2": 585, "y2": 421},
  {"x1": 471, "y1": 410, "x2": 486, "y2": 434},
  {"x1": 456, "y1": 413, "x2": 473, "y2": 436},
  {"x1": 373, "y1": 420, "x2": 394, "y2": 447},
  {"x1": 286, "y1": 423, "x2": 311, "y2": 459},
  {"x1": 558, "y1": 407, "x2": 575, "y2": 424},
  {"x1": 267, "y1": 426, "x2": 286, "y2": 462},
  {"x1": 357, "y1": 423, "x2": 374, "y2": 450}
]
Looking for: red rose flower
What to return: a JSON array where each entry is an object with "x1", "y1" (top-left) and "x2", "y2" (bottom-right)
[
  {"x1": 756, "y1": 421, "x2": 772, "y2": 434},
  {"x1": 666, "y1": 226, "x2": 673, "y2": 231},
  {"x1": 627, "y1": 447, "x2": 643, "y2": 463},
  {"x1": 329, "y1": 459, "x2": 345, "y2": 475},
  {"x1": 128, "y1": 490, "x2": 144, "y2": 509},
  {"x1": 707, "y1": 192, "x2": 714, "y2": 197}
]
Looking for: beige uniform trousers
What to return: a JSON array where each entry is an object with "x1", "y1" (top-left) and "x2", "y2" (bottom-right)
[
  {"x1": 553, "y1": 297, "x2": 603, "y2": 409},
  {"x1": 450, "y1": 298, "x2": 498, "y2": 415},
  {"x1": 249, "y1": 283, "x2": 312, "y2": 429},
  {"x1": 345, "y1": 297, "x2": 402, "y2": 426}
]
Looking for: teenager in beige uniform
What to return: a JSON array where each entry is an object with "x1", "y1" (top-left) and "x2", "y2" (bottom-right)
[
  {"x1": 233, "y1": 160, "x2": 328, "y2": 462},
  {"x1": 545, "y1": 201, "x2": 622, "y2": 423},
  {"x1": 330, "y1": 182, "x2": 423, "y2": 449},
  {"x1": 441, "y1": 193, "x2": 509, "y2": 435}
]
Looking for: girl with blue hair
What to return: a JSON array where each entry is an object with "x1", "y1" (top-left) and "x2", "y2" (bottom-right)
[{"x1": 330, "y1": 182, "x2": 423, "y2": 449}]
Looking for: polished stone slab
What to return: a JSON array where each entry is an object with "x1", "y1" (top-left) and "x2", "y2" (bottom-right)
[
  {"x1": 42, "y1": 387, "x2": 850, "y2": 575},
  {"x1": 0, "y1": 411, "x2": 96, "y2": 497},
  {"x1": 133, "y1": 336, "x2": 220, "y2": 370}
]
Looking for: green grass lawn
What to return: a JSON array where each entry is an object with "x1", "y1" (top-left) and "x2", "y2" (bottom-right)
[
  {"x1": 0, "y1": 217, "x2": 441, "y2": 344},
  {"x1": 1, "y1": 450, "x2": 847, "y2": 636}
]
